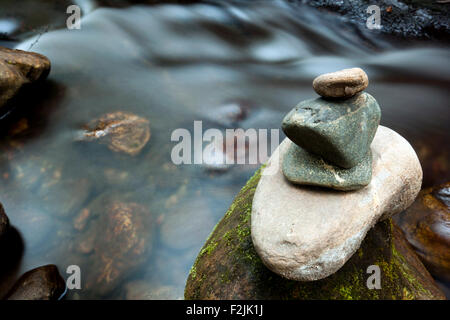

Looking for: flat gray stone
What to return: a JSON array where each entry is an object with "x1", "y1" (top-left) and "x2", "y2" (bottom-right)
[
  {"x1": 282, "y1": 143, "x2": 372, "y2": 191},
  {"x1": 251, "y1": 126, "x2": 422, "y2": 281},
  {"x1": 282, "y1": 92, "x2": 381, "y2": 168}
]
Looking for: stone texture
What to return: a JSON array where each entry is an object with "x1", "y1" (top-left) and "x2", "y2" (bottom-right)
[
  {"x1": 251, "y1": 126, "x2": 422, "y2": 281},
  {"x1": 312, "y1": 67, "x2": 368, "y2": 98},
  {"x1": 394, "y1": 182, "x2": 450, "y2": 281},
  {"x1": 72, "y1": 194, "x2": 155, "y2": 297},
  {"x1": 5, "y1": 265, "x2": 66, "y2": 300},
  {"x1": 0, "y1": 46, "x2": 51, "y2": 113},
  {"x1": 283, "y1": 144, "x2": 372, "y2": 191},
  {"x1": 282, "y1": 92, "x2": 380, "y2": 168},
  {"x1": 79, "y1": 111, "x2": 151, "y2": 156},
  {"x1": 0, "y1": 203, "x2": 9, "y2": 238},
  {"x1": 185, "y1": 168, "x2": 444, "y2": 300}
]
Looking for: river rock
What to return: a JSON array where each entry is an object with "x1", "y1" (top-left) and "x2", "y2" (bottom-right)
[
  {"x1": 283, "y1": 144, "x2": 372, "y2": 191},
  {"x1": 0, "y1": 203, "x2": 9, "y2": 238},
  {"x1": 394, "y1": 182, "x2": 450, "y2": 281},
  {"x1": 282, "y1": 92, "x2": 380, "y2": 169},
  {"x1": 252, "y1": 126, "x2": 422, "y2": 281},
  {"x1": 5, "y1": 265, "x2": 66, "y2": 300},
  {"x1": 185, "y1": 167, "x2": 444, "y2": 300},
  {"x1": 73, "y1": 194, "x2": 155, "y2": 297},
  {"x1": 79, "y1": 111, "x2": 151, "y2": 156},
  {"x1": 0, "y1": 46, "x2": 50, "y2": 113},
  {"x1": 312, "y1": 68, "x2": 368, "y2": 98}
]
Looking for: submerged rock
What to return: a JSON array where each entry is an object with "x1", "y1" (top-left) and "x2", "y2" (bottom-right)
[
  {"x1": 73, "y1": 194, "x2": 154, "y2": 297},
  {"x1": 282, "y1": 92, "x2": 380, "y2": 169},
  {"x1": 5, "y1": 265, "x2": 65, "y2": 300},
  {"x1": 394, "y1": 182, "x2": 450, "y2": 281},
  {"x1": 185, "y1": 168, "x2": 445, "y2": 300},
  {"x1": 252, "y1": 126, "x2": 422, "y2": 281},
  {"x1": 0, "y1": 46, "x2": 50, "y2": 114},
  {"x1": 0, "y1": 203, "x2": 9, "y2": 238},
  {"x1": 313, "y1": 68, "x2": 368, "y2": 98},
  {"x1": 79, "y1": 111, "x2": 151, "y2": 156}
]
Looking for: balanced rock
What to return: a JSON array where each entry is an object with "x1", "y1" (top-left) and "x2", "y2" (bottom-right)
[
  {"x1": 0, "y1": 46, "x2": 51, "y2": 114},
  {"x1": 282, "y1": 144, "x2": 372, "y2": 191},
  {"x1": 394, "y1": 182, "x2": 450, "y2": 281},
  {"x1": 0, "y1": 203, "x2": 9, "y2": 238},
  {"x1": 185, "y1": 167, "x2": 444, "y2": 300},
  {"x1": 312, "y1": 67, "x2": 368, "y2": 99},
  {"x1": 251, "y1": 126, "x2": 422, "y2": 281},
  {"x1": 282, "y1": 92, "x2": 380, "y2": 170},
  {"x1": 5, "y1": 265, "x2": 66, "y2": 300}
]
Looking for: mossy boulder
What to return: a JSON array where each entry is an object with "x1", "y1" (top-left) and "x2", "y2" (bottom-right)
[{"x1": 185, "y1": 168, "x2": 445, "y2": 300}]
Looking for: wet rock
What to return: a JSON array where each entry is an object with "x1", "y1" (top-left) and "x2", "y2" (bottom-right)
[
  {"x1": 125, "y1": 280, "x2": 182, "y2": 300},
  {"x1": 282, "y1": 92, "x2": 381, "y2": 169},
  {"x1": 78, "y1": 111, "x2": 151, "y2": 156},
  {"x1": 0, "y1": 46, "x2": 50, "y2": 114},
  {"x1": 313, "y1": 68, "x2": 368, "y2": 98},
  {"x1": 252, "y1": 126, "x2": 422, "y2": 281},
  {"x1": 5, "y1": 265, "x2": 65, "y2": 300},
  {"x1": 394, "y1": 182, "x2": 450, "y2": 281},
  {"x1": 74, "y1": 194, "x2": 155, "y2": 297},
  {"x1": 185, "y1": 168, "x2": 445, "y2": 300},
  {"x1": 302, "y1": 0, "x2": 450, "y2": 40},
  {"x1": 0, "y1": 203, "x2": 9, "y2": 238}
]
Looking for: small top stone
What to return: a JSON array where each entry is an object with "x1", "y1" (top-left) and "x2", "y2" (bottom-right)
[{"x1": 312, "y1": 68, "x2": 368, "y2": 99}]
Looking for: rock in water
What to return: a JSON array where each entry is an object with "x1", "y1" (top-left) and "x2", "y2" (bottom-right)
[
  {"x1": 312, "y1": 67, "x2": 368, "y2": 98},
  {"x1": 394, "y1": 182, "x2": 450, "y2": 281},
  {"x1": 252, "y1": 126, "x2": 422, "y2": 281},
  {"x1": 282, "y1": 92, "x2": 380, "y2": 169},
  {"x1": 73, "y1": 194, "x2": 155, "y2": 297},
  {"x1": 80, "y1": 111, "x2": 151, "y2": 156},
  {"x1": 0, "y1": 203, "x2": 9, "y2": 238},
  {"x1": 185, "y1": 168, "x2": 444, "y2": 300},
  {"x1": 0, "y1": 46, "x2": 51, "y2": 113},
  {"x1": 5, "y1": 265, "x2": 66, "y2": 300}
]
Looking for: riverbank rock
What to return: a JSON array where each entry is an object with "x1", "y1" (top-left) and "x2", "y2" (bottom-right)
[
  {"x1": 5, "y1": 265, "x2": 65, "y2": 300},
  {"x1": 0, "y1": 203, "x2": 9, "y2": 238},
  {"x1": 185, "y1": 168, "x2": 445, "y2": 300},
  {"x1": 312, "y1": 68, "x2": 368, "y2": 98},
  {"x1": 282, "y1": 92, "x2": 380, "y2": 169},
  {"x1": 394, "y1": 182, "x2": 450, "y2": 281},
  {"x1": 0, "y1": 46, "x2": 50, "y2": 114},
  {"x1": 252, "y1": 126, "x2": 422, "y2": 281}
]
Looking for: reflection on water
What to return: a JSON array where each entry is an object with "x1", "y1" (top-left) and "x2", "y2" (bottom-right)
[{"x1": 0, "y1": 1, "x2": 449, "y2": 299}]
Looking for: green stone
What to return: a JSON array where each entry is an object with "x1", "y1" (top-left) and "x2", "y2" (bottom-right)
[
  {"x1": 282, "y1": 92, "x2": 381, "y2": 169},
  {"x1": 282, "y1": 141, "x2": 372, "y2": 191}
]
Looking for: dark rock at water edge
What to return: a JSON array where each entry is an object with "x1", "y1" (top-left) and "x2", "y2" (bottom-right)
[
  {"x1": 5, "y1": 265, "x2": 66, "y2": 300},
  {"x1": 394, "y1": 182, "x2": 450, "y2": 282},
  {"x1": 185, "y1": 168, "x2": 445, "y2": 300},
  {"x1": 302, "y1": 0, "x2": 450, "y2": 41},
  {"x1": 0, "y1": 203, "x2": 9, "y2": 238}
]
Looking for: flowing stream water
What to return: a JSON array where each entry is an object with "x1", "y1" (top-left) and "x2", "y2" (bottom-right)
[{"x1": 0, "y1": 0, "x2": 448, "y2": 299}]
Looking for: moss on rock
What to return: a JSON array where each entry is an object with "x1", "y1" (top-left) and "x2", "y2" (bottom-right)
[{"x1": 185, "y1": 168, "x2": 445, "y2": 300}]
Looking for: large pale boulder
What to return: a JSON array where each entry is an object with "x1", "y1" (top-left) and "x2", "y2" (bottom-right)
[
  {"x1": 185, "y1": 167, "x2": 444, "y2": 300},
  {"x1": 251, "y1": 126, "x2": 422, "y2": 281}
]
